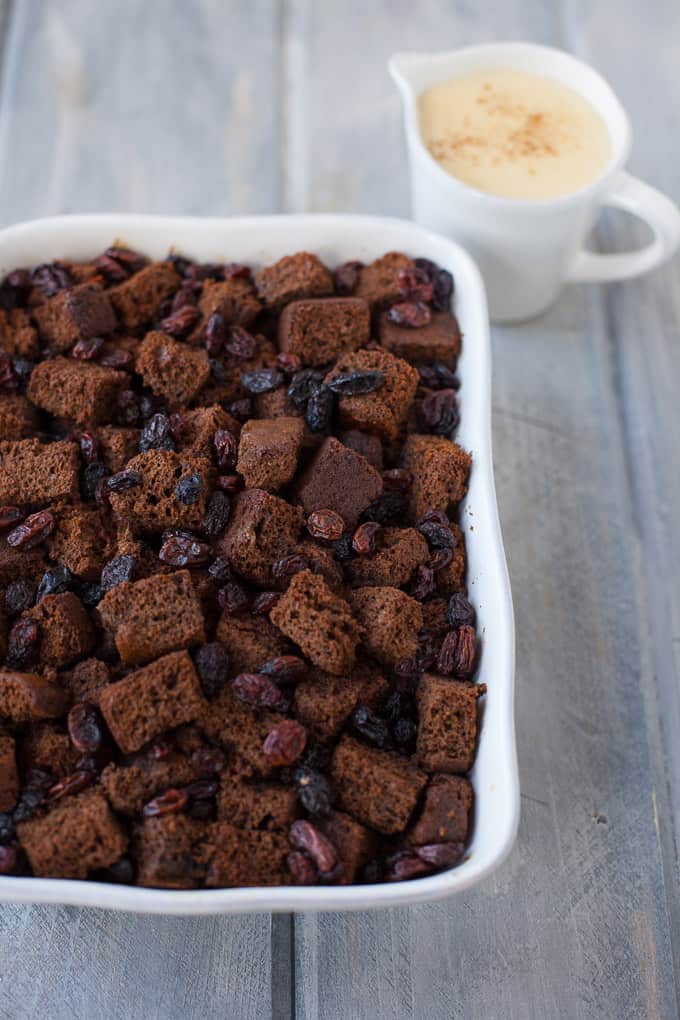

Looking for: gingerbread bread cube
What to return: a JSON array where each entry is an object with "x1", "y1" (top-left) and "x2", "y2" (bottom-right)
[
  {"x1": 434, "y1": 522, "x2": 467, "y2": 595},
  {"x1": 135, "y1": 813, "x2": 207, "y2": 888},
  {"x1": 98, "y1": 569, "x2": 205, "y2": 665},
  {"x1": 278, "y1": 297, "x2": 370, "y2": 367},
  {"x1": 407, "y1": 774, "x2": 473, "y2": 846},
  {"x1": 0, "y1": 670, "x2": 69, "y2": 722},
  {"x1": 17, "y1": 789, "x2": 128, "y2": 879},
  {"x1": 236, "y1": 417, "x2": 304, "y2": 492},
  {"x1": 101, "y1": 752, "x2": 198, "y2": 816},
  {"x1": 136, "y1": 330, "x2": 210, "y2": 407},
  {"x1": 378, "y1": 310, "x2": 462, "y2": 367},
  {"x1": 416, "y1": 675, "x2": 484, "y2": 773},
  {"x1": 270, "y1": 570, "x2": 363, "y2": 675},
  {"x1": 215, "y1": 612, "x2": 290, "y2": 674},
  {"x1": 28, "y1": 357, "x2": 126, "y2": 428},
  {"x1": 331, "y1": 735, "x2": 427, "y2": 834},
  {"x1": 0, "y1": 306, "x2": 39, "y2": 359},
  {"x1": 217, "y1": 778, "x2": 299, "y2": 832},
  {"x1": 201, "y1": 822, "x2": 291, "y2": 887},
  {"x1": 59, "y1": 658, "x2": 111, "y2": 705},
  {"x1": 293, "y1": 436, "x2": 382, "y2": 530},
  {"x1": 26, "y1": 592, "x2": 95, "y2": 668},
  {"x1": 107, "y1": 449, "x2": 212, "y2": 535},
  {"x1": 196, "y1": 277, "x2": 261, "y2": 330},
  {"x1": 255, "y1": 252, "x2": 334, "y2": 312},
  {"x1": 0, "y1": 734, "x2": 19, "y2": 811},
  {"x1": 218, "y1": 488, "x2": 303, "y2": 586},
  {"x1": 293, "y1": 538, "x2": 344, "y2": 593},
  {"x1": 32, "y1": 283, "x2": 116, "y2": 352},
  {"x1": 20, "y1": 722, "x2": 79, "y2": 779},
  {"x1": 347, "y1": 527, "x2": 429, "y2": 588},
  {"x1": 340, "y1": 429, "x2": 383, "y2": 471},
  {"x1": 354, "y1": 252, "x2": 415, "y2": 309},
  {"x1": 99, "y1": 649, "x2": 205, "y2": 754},
  {"x1": 349, "y1": 587, "x2": 422, "y2": 667},
  {"x1": 178, "y1": 405, "x2": 241, "y2": 457},
  {"x1": 402, "y1": 435, "x2": 471, "y2": 522},
  {"x1": 254, "y1": 387, "x2": 302, "y2": 420},
  {"x1": 0, "y1": 439, "x2": 79, "y2": 506},
  {"x1": 292, "y1": 666, "x2": 388, "y2": 743},
  {"x1": 109, "y1": 261, "x2": 181, "y2": 330},
  {"x1": 48, "y1": 506, "x2": 112, "y2": 580},
  {"x1": 325, "y1": 348, "x2": 419, "y2": 441},
  {"x1": 0, "y1": 394, "x2": 39, "y2": 440},
  {"x1": 197, "y1": 685, "x2": 286, "y2": 779},
  {"x1": 96, "y1": 426, "x2": 140, "y2": 472},
  {"x1": 318, "y1": 810, "x2": 378, "y2": 884}
]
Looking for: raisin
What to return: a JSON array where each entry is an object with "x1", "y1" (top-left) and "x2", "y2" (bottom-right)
[
  {"x1": 227, "y1": 398, "x2": 253, "y2": 422},
  {"x1": 92, "y1": 856, "x2": 136, "y2": 884},
  {"x1": 0, "y1": 812, "x2": 15, "y2": 844},
  {"x1": 437, "y1": 625, "x2": 476, "y2": 677},
  {"x1": 386, "y1": 851, "x2": 431, "y2": 882},
  {"x1": 384, "y1": 689, "x2": 415, "y2": 722},
  {"x1": 293, "y1": 766, "x2": 333, "y2": 817},
  {"x1": 276, "y1": 352, "x2": 301, "y2": 376},
  {"x1": 74, "y1": 580, "x2": 104, "y2": 606},
  {"x1": 37, "y1": 566, "x2": 73, "y2": 600},
  {"x1": 288, "y1": 819, "x2": 337, "y2": 877},
  {"x1": 6, "y1": 617, "x2": 40, "y2": 668},
  {"x1": 107, "y1": 469, "x2": 142, "y2": 492},
  {"x1": 387, "y1": 301, "x2": 431, "y2": 327},
  {"x1": 4, "y1": 578, "x2": 36, "y2": 615},
  {"x1": 193, "y1": 642, "x2": 230, "y2": 700},
  {"x1": 6, "y1": 509, "x2": 55, "y2": 549},
  {"x1": 117, "y1": 389, "x2": 141, "y2": 426},
  {"x1": 72, "y1": 336, "x2": 105, "y2": 360},
  {"x1": 326, "y1": 370, "x2": 384, "y2": 396},
  {"x1": 143, "y1": 788, "x2": 188, "y2": 817},
  {"x1": 159, "y1": 534, "x2": 211, "y2": 567},
  {"x1": 0, "y1": 351, "x2": 17, "y2": 391},
  {"x1": 31, "y1": 263, "x2": 73, "y2": 297},
  {"x1": 232, "y1": 673, "x2": 288, "y2": 712},
  {"x1": 217, "y1": 581, "x2": 250, "y2": 614},
  {"x1": 393, "y1": 716, "x2": 417, "y2": 752},
  {"x1": 104, "y1": 246, "x2": 148, "y2": 274},
  {"x1": 0, "y1": 846, "x2": 18, "y2": 875},
  {"x1": 140, "y1": 394, "x2": 167, "y2": 420},
  {"x1": 47, "y1": 770, "x2": 94, "y2": 802},
  {"x1": 331, "y1": 535, "x2": 355, "y2": 561},
  {"x1": 252, "y1": 591, "x2": 280, "y2": 614},
  {"x1": 168, "y1": 412, "x2": 186, "y2": 444},
  {"x1": 203, "y1": 491, "x2": 231, "y2": 537},
  {"x1": 225, "y1": 325, "x2": 257, "y2": 359},
  {"x1": 258, "y1": 655, "x2": 307, "y2": 685},
  {"x1": 305, "y1": 386, "x2": 334, "y2": 432},
  {"x1": 333, "y1": 260, "x2": 363, "y2": 295},
  {"x1": 101, "y1": 349, "x2": 134, "y2": 371},
  {"x1": 68, "y1": 703, "x2": 104, "y2": 753},
  {"x1": 0, "y1": 269, "x2": 31, "y2": 310},
  {"x1": 187, "y1": 262, "x2": 225, "y2": 282},
  {"x1": 418, "y1": 519, "x2": 455, "y2": 549},
  {"x1": 398, "y1": 267, "x2": 434, "y2": 304},
  {"x1": 174, "y1": 472, "x2": 203, "y2": 505},
  {"x1": 100, "y1": 554, "x2": 137, "y2": 591},
  {"x1": 241, "y1": 368, "x2": 284, "y2": 394},
  {"x1": 429, "y1": 547, "x2": 454, "y2": 572},
  {"x1": 139, "y1": 412, "x2": 175, "y2": 452},
  {"x1": 12, "y1": 357, "x2": 34, "y2": 387},
  {"x1": 272, "y1": 553, "x2": 309, "y2": 582},
  {"x1": 414, "y1": 258, "x2": 454, "y2": 312},
  {"x1": 12, "y1": 780, "x2": 49, "y2": 823},
  {"x1": 223, "y1": 262, "x2": 252, "y2": 281},
  {"x1": 352, "y1": 705, "x2": 392, "y2": 750},
  {"x1": 363, "y1": 490, "x2": 407, "y2": 524},
  {"x1": 419, "y1": 389, "x2": 459, "y2": 435},
  {"x1": 78, "y1": 431, "x2": 99, "y2": 464},
  {"x1": 301, "y1": 743, "x2": 332, "y2": 772},
  {"x1": 93, "y1": 254, "x2": 129, "y2": 283},
  {"x1": 418, "y1": 362, "x2": 459, "y2": 390},
  {"x1": 409, "y1": 564, "x2": 435, "y2": 601},
  {"x1": 414, "y1": 842, "x2": 465, "y2": 869},
  {"x1": 352, "y1": 521, "x2": 382, "y2": 555},
  {"x1": 263, "y1": 720, "x2": 306, "y2": 767},
  {"x1": 307, "y1": 509, "x2": 345, "y2": 542},
  {"x1": 0, "y1": 506, "x2": 24, "y2": 530},
  {"x1": 205, "y1": 312, "x2": 226, "y2": 355},
  {"x1": 213, "y1": 428, "x2": 238, "y2": 470},
  {"x1": 361, "y1": 859, "x2": 383, "y2": 884},
  {"x1": 382, "y1": 468, "x2": 413, "y2": 491},
  {"x1": 160, "y1": 305, "x2": 200, "y2": 337},
  {"x1": 287, "y1": 369, "x2": 324, "y2": 408},
  {"x1": 207, "y1": 556, "x2": 232, "y2": 584},
  {"x1": 447, "y1": 593, "x2": 476, "y2": 629},
  {"x1": 80, "y1": 462, "x2": 109, "y2": 502},
  {"x1": 191, "y1": 746, "x2": 226, "y2": 776},
  {"x1": 170, "y1": 282, "x2": 199, "y2": 314},
  {"x1": 287, "y1": 850, "x2": 319, "y2": 885}
]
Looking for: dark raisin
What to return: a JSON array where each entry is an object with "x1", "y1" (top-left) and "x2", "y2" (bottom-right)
[
  {"x1": 384, "y1": 689, "x2": 415, "y2": 723},
  {"x1": 204, "y1": 311, "x2": 226, "y2": 355},
  {"x1": 100, "y1": 554, "x2": 137, "y2": 591},
  {"x1": 78, "y1": 431, "x2": 99, "y2": 465},
  {"x1": 104, "y1": 246, "x2": 148, "y2": 274},
  {"x1": 263, "y1": 720, "x2": 307, "y2": 766},
  {"x1": 72, "y1": 336, "x2": 105, "y2": 360},
  {"x1": 387, "y1": 301, "x2": 431, "y2": 327},
  {"x1": 4, "y1": 578, "x2": 35, "y2": 616},
  {"x1": 287, "y1": 369, "x2": 324, "y2": 408},
  {"x1": 0, "y1": 846, "x2": 18, "y2": 875},
  {"x1": 193, "y1": 642, "x2": 230, "y2": 700},
  {"x1": 431, "y1": 269, "x2": 454, "y2": 312},
  {"x1": 301, "y1": 743, "x2": 332, "y2": 772},
  {"x1": 241, "y1": 368, "x2": 284, "y2": 394},
  {"x1": 258, "y1": 655, "x2": 307, "y2": 684},
  {"x1": 418, "y1": 519, "x2": 455, "y2": 549},
  {"x1": 217, "y1": 581, "x2": 250, "y2": 614},
  {"x1": 419, "y1": 362, "x2": 459, "y2": 390},
  {"x1": 11, "y1": 357, "x2": 34, "y2": 387},
  {"x1": 352, "y1": 705, "x2": 392, "y2": 749},
  {"x1": 409, "y1": 564, "x2": 435, "y2": 601},
  {"x1": 307, "y1": 509, "x2": 345, "y2": 542},
  {"x1": 361, "y1": 859, "x2": 383, "y2": 884},
  {"x1": 159, "y1": 534, "x2": 211, "y2": 567},
  {"x1": 386, "y1": 851, "x2": 431, "y2": 882},
  {"x1": 117, "y1": 389, "x2": 141, "y2": 426},
  {"x1": 6, "y1": 509, "x2": 55, "y2": 549},
  {"x1": 139, "y1": 394, "x2": 167, "y2": 420},
  {"x1": 227, "y1": 397, "x2": 253, "y2": 421},
  {"x1": 203, "y1": 491, "x2": 231, "y2": 537},
  {"x1": 160, "y1": 305, "x2": 200, "y2": 337},
  {"x1": 73, "y1": 580, "x2": 104, "y2": 606},
  {"x1": 272, "y1": 553, "x2": 309, "y2": 582},
  {"x1": 12, "y1": 783, "x2": 48, "y2": 824},
  {"x1": 382, "y1": 468, "x2": 413, "y2": 491},
  {"x1": 305, "y1": 386, "x2": 334, "y2": 432},
  {"x1": 232, "y1": 673, "x2": 288, "y2": 712},
  {"x1": 363, "y1": 490, "x2": 407, "y2": 524},
  {"x1": 331, "y1": 535, "x2": 355, "y2": 561},
  {"x1": 80, "y1": 462, "x2": 109, "y2": 502},
  {"x1": 175, "y1": 472, "x2": 203, "y2": 505},
  {"x1": 447, "y1": 593, "x2": 476, "y2": 629},
  {"x1": 287, "y1": 850, "x2": 319, "y2": 885},
  {"x1": 225, "y1": 325, "x2": 257, "y2": 359},
  {"x1": 107, "y1": 469, "x2": 142, "y2": 492},
  {"x1": 393, "y1": 716, "x2": 417, "y2": 751},
  {"x1": 213, "y1": 428, "x2": 239, "y2": 470},
  {"x1": 293, "y1": 766, "x2": 333, "y2": 817},
  {"x1": 143, "y1": 788, "x2": 188, "y2": 817},
  {"x1": 93, "y1": 253, "x2": 129, "y2": 283},
  {"x1": 0, "y1": 506, "x2": 24, "y2": 530},
  {"x1": 398, "y1": 266, "x2": 434, "y2": 304},
  {"x1": 92, "y1": 855, "x2": 136, "y2": 884},
  {"x1": 47, "y1": 770, "x2": 93, "y2": 802},
  {"x1": 31, "y1": 263, "x2": 73, "y2": 297},
  {"x1": 334, "y1": 260, "x2": 363, "y2": 295},
  {"x1": 276, "y1": 352, "x2": 301, "y2": 376},
  {"x1": 67, "y1": 703, "x2": 104, "y2": 753},
  {"x1": 0, "y1": 351, "x2": 17, "y2": 391},
  {"x1": 288, "y1": 819, "x2": 337, "y2": 877},
  {"x1": 429, "y1": 547, "x2": 454, "y2": 571},
  {"x1": 352, "y1": 521, "x2": 382, "y2": 555},
  {"x1": 139, "y1": 412, "x2": 175, "y2": 452},
  {"x1": 191, "y1": 746, "x2": 226, "y2": 776},
  {"x1": 37, "y1": 566, "x2": 73, "y2": 600},
  {"x1": 437, "y1": 625, "x2": 476, "y2": 677},
  {"x1": 0, "y1": 812, "x2": 16, "y2": 843},
  {"x1": 419, "y1": 389, "x2": 459, "y2": 435},
  {"x1": 0, "y1": 269, "x2": 31, "y2": 310},
  {"x1": 166, "y1": 254, "x2": 194, "y2": 277},
  {"x1": 252, "y1": 591, "x2": 280, "y2": 614},
  {"x1": 326, "y1": 370, "x2": 384, "y2": 396},
  {"x1": 207, "y1": 556, "x2": 232, "y2": 584}
]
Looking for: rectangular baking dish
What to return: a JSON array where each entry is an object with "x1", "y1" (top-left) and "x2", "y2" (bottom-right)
[{"x1": 0, "y1": 213, "x2": 517, "y2": 914}]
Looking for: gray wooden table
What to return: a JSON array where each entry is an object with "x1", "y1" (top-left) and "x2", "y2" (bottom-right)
[{"x1": 0, "y1": 1, "x2": 678, "y2": 1017}]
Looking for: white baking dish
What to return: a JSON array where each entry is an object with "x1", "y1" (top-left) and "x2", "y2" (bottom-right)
[{"x1": 0, "y1": 213, "x2": 517, "y2": 914}]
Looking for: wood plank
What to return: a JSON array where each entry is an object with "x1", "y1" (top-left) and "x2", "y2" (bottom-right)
[
  {"x1": 289, "y1": 2, "x2": 679, "y2": 1017},
  {"x1": 0, "y1": 2, "x2": 284, "y2": 1018}
]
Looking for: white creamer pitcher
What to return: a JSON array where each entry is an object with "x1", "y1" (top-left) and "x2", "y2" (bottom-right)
[{"x1": 389, "y1": 43, "x2": 680, "y2": 322}]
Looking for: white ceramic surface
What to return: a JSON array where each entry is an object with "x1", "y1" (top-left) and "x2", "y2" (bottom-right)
[
  {"x1": 0, "y1": 213, "x2": 517, "y2": 915},
  {"x1": 390, "y1": 43, "x2": 680, "y2": 322}
]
